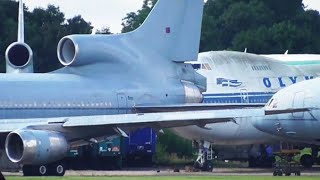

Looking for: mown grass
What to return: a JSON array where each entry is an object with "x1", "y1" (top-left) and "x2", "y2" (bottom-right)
[{"x1": 5, "y1": 176, "x2": 320, "y2": 180}]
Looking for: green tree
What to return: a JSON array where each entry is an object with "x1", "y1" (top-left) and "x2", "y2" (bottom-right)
[
  {"x1": 65, "y1": 15, "x2": 93, "y2": 35},
  {"x1": 121, "y1": 0, "x2": 157, "y2": 33},
  {"x1": 200, "y1": 0, "x2": 317, "y2": 53},
  {"x1": 157, "y1": 130, "x2": 193, "y2": 158},
  {"x1": 27, "y1": 5, "x2": 67, "y2": 72},
  {"x1": 96, "y1": 26, "x2": 112, "y2": 34}
]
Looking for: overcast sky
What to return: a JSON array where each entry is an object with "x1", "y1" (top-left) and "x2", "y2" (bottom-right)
[{"x1": 23, "y1": 0, "x2": 320, "y2": 33}]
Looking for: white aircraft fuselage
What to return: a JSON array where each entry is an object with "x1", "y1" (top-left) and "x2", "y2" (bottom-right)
[
  {"x1": 172, "y1": 51, "x2": 319, "y2": 145},
  {"x1": 253, "y1": 78, "x2": 320, "y2": 145}
]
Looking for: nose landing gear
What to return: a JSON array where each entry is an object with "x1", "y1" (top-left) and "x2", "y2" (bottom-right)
[{"x1": 193, "y1": 141, "x2": 214, "y2": 172}]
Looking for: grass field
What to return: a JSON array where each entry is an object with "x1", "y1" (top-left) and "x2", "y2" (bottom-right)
[{"x1": 5, "y1": 176, "x2": 320, "y2": 180}]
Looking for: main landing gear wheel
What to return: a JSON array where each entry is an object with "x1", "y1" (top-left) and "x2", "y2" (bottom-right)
[
  {"x1": 23, "y1": 162, "x2": 66, "y2": 176},
  {"x1": 49, "y1": 162, "x2": 66, "y2": 176},
  {"x1": 38, "y1": 165, "x2": 47, "y2": 176},
  {"x1": 23, "y1": 165, "x2": 48, "y2": 176}
]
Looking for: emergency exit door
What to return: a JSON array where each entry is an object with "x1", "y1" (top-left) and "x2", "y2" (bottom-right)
[
  {"x1": 240, "y1": 89, "x2": 249, "y2": 103},
  {"x1": 292, "y1": 92, "x2": 305, "y2": 118}
]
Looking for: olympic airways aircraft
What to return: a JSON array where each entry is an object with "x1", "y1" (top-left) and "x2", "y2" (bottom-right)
[
  {"x1": 253, "y1": 77, "x2": 320, "y2": 148},
  {"x1": 0, "y1": 0, "x2": 261, "y2": 176},
  {"x1": 171, "y1": 51, "x2": 320, "y2": 170},
  {"x1": 250, "y1": 76, "x2": 320, "y2": 168}
]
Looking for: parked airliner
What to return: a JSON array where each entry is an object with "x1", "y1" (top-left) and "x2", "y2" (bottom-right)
[
  {"x1": 0, "y1": 0, "x2": 243, "y2": 177},
  {"x1": 253, "y1": 77, "x2": 320, "y2": 145},
  {"x1": 172, "y1": 51, "x2": 320, "y2": 170}
]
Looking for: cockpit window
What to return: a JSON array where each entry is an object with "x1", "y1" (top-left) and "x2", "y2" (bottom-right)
[
  {"x1": 201, "y1": 63, "x2": 212, "y2": 70},
  {"x1": 204, "y1": 63, "x2": 212, "y2": 70},
  {"x1": 266, "y1": 98, "x2": 278, "y2": 108},
  {"x1": 267, "y1": 99, "x2": 274, "y2": 107},
  {"x1": 192, "y1": 64, "x2": 201, "y2": 70}
]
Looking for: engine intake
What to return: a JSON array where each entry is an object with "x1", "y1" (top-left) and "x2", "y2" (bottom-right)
[
  {"x1": 57, "y1": 37, "x2": 77, "y2": 66},
  {"x1": 57, "y1": 35, "x2": 130, "y2": 67},
  {"x1": 5, "y1": 130, "x2": 69, "y2": 165},
  {"x1": 5, "y1": 42, "x2": 33, "y2": 69}
]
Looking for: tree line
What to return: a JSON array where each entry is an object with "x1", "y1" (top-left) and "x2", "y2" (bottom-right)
[
  {"x1": 2, "y1": 0, "x2": 319, "y2": 73},
  {"x1": 122, "y1": 0, "x2": 320, "y2": 54}
]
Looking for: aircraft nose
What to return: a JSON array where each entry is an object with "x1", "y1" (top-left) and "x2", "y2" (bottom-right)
[{"x1": 251, "y1": 116, "x2": 277, "y2": 135}]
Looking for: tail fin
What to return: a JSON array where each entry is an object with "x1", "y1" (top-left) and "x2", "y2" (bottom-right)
[
  {"x1": 5, "y1": 0, "x2": 33, "y2": 73},
  {"x1": 18, "y1": 0, "x2": 24, "y2": 43},
  {"x1": 133, "y1": 0, "x2": 204, "y2": 62}
]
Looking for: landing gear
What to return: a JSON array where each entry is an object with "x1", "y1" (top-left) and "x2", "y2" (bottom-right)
[
  {"x1": 193, "y1": 141, "x2": 213, "y2": 172},
  {"x1": 23, "y1": 161, "x2": 66, "y2": 176},
  {"x1": 48, "y1": 162, "x2": 66, "y2": 176},
  {"x1": 23, "y1": 165, "x2": 47, "y2": 176}
]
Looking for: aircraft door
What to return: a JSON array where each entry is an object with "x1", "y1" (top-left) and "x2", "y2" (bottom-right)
[
  {"x1": 292, "y1": 92, "x2": 305, "y2": 118},
  {"x1": 117, "y1": 93, "x2": 128, "y2": 114},
  {"x1": 240, "y1": 89, "x2": 249, "y2": 104}
]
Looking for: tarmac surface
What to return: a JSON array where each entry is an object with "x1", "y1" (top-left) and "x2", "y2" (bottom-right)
[{"x1": 3, "y1": 167, "x2": 320, "y2": 176}]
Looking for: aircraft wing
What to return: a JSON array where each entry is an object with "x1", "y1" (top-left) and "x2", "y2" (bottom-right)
[
  {"x1": 62, "y1": 109, "x2": 264, "y2": 129},
  {"x1": 0, "y1": 108, "x2": 264, "y2": 133}
]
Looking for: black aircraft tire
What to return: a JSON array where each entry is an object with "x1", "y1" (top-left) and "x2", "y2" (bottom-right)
[
  {"x1": 37, "y1": 165, "x2": 48, "y2": 176},
  {"x1": 193, "y1": 161, "x2": 201, "y2": 170},
  {"x1": 49, "y1": 162, "x2": 66, "y2": 176},
  {"x1": 202, "y1": 161, "x2": 213, "y2": 172}
]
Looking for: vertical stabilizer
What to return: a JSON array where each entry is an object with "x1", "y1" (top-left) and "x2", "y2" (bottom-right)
[
  {"x1": 5, "y1": 0, "x2": 33, "y2": 73},
  {"x1": 132, "y1": 0, "x2": 204, "y2": 62},
  {"x1": 18, "y1": 0, "x2": 24, "y2": 43}
]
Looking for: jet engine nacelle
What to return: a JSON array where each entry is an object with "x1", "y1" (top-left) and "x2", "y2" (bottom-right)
[
  {"x1": 5, "y1": 42, "x2": 33, "y2": 73},
  {"x1": 182, "y1": 81, "x2": 203, "y2": 103},
  {"x1": 5, "y1": 130, "x2": 69, "y2": 165},
  {"x1": 57, "y1": 35, "x2": 125, "y2": 67}
]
